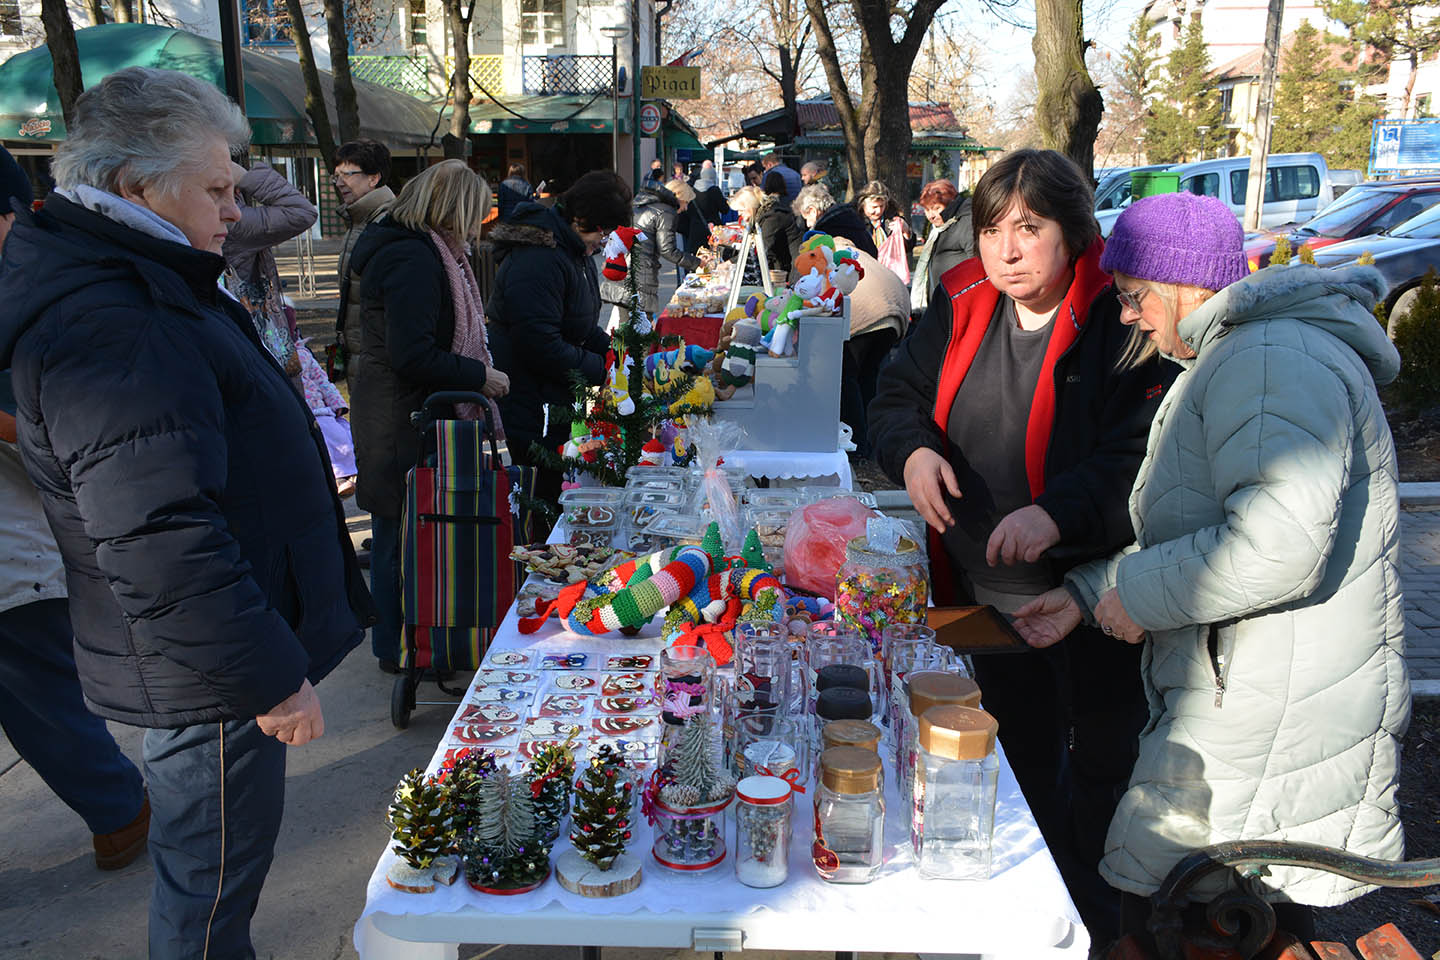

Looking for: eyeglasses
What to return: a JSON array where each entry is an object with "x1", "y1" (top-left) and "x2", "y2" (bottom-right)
[
  {"x1": 1116, "y1": 285, "x2": 1150, "y2": 313},
  {"x1": 330, "y1": 169, "x2": 366, "y2": 183}
]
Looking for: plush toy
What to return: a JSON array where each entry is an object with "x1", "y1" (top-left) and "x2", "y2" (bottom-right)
[
  {"x1": 639, "y1": 437, "x2": 667, "y2": 467},
  {"x1": 757, "y1": 291, "x2": 808, "y2": 357},
  {"x1": 560, "y1": 420, "x2": 603, "y2": 462},
  {"x1": 601, "y1": 227, "x2": 646, "y2": 282},
  {"x1": 719, "y1": 319, "x2": 762, "y2": 390},
  {"x1": 671, "y1": 434, "x2": 696, "y2": 467},
  {"x1": 643, "y1": 343, "x2": 715, "y2": 381},
  {"x1": 605, "y1": 349, "x2": 636, "y2": 416}
]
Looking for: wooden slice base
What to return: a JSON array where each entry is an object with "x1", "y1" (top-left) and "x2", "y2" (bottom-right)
[
  {"x1": 386, "y1": 861, "x2": 438, "y2": 894},
  {"x1": 555, "y1": 849, "x2": 643, "y2": 898}
]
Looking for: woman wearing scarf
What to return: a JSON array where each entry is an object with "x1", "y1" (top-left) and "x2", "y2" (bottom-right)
[{"x1": 349, "y1": 160, "x2": 510, "y2": 673}]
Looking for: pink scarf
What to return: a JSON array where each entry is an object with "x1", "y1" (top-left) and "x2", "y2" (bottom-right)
[{"x1": 429, "y1": 229, "x2": 504, "y2": 439}]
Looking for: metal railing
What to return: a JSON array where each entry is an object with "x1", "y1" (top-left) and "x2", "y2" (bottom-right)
[
  {"x1": 443, "y1": 54, "x2": 504, "y2": 94},
  {"x1": 350, "y1": 55, "x2": 431, "y2": 98},
  {"x1": 522, "y1": 54, "x2": 613, "y2": 96}
]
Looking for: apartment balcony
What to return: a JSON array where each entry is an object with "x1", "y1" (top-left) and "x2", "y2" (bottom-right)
[
  {"x1": 349, "y1": 54, "x2": 431, "y2": 98},
  {"x1": 522, "y1": 54, "x2": 614, "y2": 96}
]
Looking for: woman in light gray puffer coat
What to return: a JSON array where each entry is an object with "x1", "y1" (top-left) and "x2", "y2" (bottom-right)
[{"x1": 1015, "y1": 192, "x2": 1409, "y2": 916}]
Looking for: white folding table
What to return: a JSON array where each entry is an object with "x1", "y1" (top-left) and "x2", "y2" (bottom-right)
[{"x1": 353, "y1": 603, "x2": 1089, "y2": 960}]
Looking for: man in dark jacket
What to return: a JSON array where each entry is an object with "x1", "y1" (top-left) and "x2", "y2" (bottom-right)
[
  {"x1": 487, "y1": 172, "x2": 631, "y2": 516},
  {"x1": 599, "y1": 182, "x2": 700, "y2": 316},
  {"x1": 0, "y1": 68, "x2": 371, "y2": 960}
]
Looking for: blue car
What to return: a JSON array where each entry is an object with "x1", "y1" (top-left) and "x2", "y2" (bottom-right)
[{"x1": 1311, "y1": 202, "x2": 1440, "y2": 323}]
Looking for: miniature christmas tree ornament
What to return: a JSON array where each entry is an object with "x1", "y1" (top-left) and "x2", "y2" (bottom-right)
[
  {"x1": 556, "y1": 744, "x2": 643, "y2": 897},
  {"x1": 385, "y1": 768, "x2": 460, "y2": 892}
]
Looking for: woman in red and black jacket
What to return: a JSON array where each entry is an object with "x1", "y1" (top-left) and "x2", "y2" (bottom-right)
[{"x1": 868, "y1": 149, "x2": 1176, "y2": 944}]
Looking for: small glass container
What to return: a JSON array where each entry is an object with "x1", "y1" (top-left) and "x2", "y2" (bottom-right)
[
  {"x1": 882, "y1": 624, "x2": 954, "y2": 729},
  {"x1": 734, "y1": 621, "x2": 791, "y2": 711},
  {"x1": 803, "y1": 622, "x2": 869, "y2": 716},
  {"x1": 914, "y1": 706, "x2": 1000, "y2": 880},
  {"x1": 812, "y1": 746, "x2": 884, "y2": 884},
  {"x1": 659, "y1": 646, "x2": 715, "y2": 726},
  {"x1": 650, "y1": 791, "x2": 732, "y2": 872},
  {"x1": 730, "y1": 705, "x2": 804, "y2": 781},
  {"x1": 734, "y1": 775, "x2": 793, "y2": 888},
  {"x1": 897, "y1": 671, "x2": 982, "y2": 824},
  {"x1": 836, "y1": 535, "x2": 929, "y2": 653},
  {"x1": 641, "y1": 513, "x2": 710, "y2": 549}
]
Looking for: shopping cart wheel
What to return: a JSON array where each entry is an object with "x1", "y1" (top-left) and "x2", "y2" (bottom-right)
[{"x1": 391, "y1": 675, "x2": 414, "y2": 729}]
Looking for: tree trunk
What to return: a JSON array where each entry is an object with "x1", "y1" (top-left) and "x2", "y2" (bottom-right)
[
  {"x1": 1032, "y1": 0, "x2": 1104, "y2": 180},
  {"x1": 80, "y1": 0, "x2": 105, "y2": 25},
  {"x1": 446, "y1": 0, "x2": 472, "y2": 143},
  {"x1": 283, "y1": 0, "x2": 338, "y2": 174},
  {"x1": 324, "y1": 0, "x2": 360, "y2": 143},
  {"x1": 40, "y1": 0, "x2": 84, "y2": 131},
  {"x1": 865, "y1": 65, "x2": 914, "y2": 213},
  {"x1": 111, "y1": 0, "x2": 135, "y2": 23},
  {"x1": 778, "y1": 45, "x2": 799, "y2": 143},
  {"x1": 803, "y1": 0, "x2": 865, "y2": 194}
]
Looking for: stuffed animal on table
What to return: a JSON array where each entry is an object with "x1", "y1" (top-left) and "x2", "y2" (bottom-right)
[
  {"x1": 559, "y1": 420, "x2": 604, "y2": 462},
  {"x1": 757, "y1": 290, "x2": 807, "y2": 357},
  {"x1": 645, "y1": 355, "x2": 715, "y2": 420},
  {"x1": 713, "y1": 319, "x2": 762, "y2": 398},
  {"x1": 601, "y1": 226, "x2": 646, "y2": 281}
]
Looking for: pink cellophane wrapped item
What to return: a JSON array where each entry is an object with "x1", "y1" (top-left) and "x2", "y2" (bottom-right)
[{"x1": 782, "y1": 496, "x2": 877, "y2": 597}]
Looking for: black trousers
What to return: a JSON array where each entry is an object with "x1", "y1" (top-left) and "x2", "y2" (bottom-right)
[
  {"x1": 971, "y1": 625, "x2": 1147, "y2": 945},
  {"x1": 843, "y1": 326, "x2": 900, "y2": 459}
]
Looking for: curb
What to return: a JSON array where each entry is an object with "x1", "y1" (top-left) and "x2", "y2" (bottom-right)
[{"x1": 1399, "y1": 482, "x2": 1440, "y2": 507}]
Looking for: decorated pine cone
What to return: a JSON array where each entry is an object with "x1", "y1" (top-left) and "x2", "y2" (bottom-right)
[{"x1": 706, "y1": 777, "x2": 736, "y2": 802}]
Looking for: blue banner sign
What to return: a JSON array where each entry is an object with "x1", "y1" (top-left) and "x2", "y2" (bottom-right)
[{"x1": 1371, "y1": 118, "x2": 1440, "y2": 175}]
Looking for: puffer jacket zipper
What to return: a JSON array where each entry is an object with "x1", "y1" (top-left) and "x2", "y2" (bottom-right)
[{"x1": 1207, "y1": 621, "x2": 1237, "y2": 707}]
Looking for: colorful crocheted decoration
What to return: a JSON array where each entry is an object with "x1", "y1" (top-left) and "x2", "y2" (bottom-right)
[{"x1": 517, "y1": 539, "x2": 783, "y2": 666}]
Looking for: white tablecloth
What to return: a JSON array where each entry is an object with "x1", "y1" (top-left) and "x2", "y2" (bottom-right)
[
  {"x1": 721, "y1": 448, "x2": 854, "y2": 489},
  {"x1": 353, "y1": 603, "x2": 1088, "y2": 960}
]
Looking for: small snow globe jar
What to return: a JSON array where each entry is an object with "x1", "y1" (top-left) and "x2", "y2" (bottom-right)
[
  {"x1": 659, "y1": 646, "x2": 715, "y2": 725},
  {"x1": 734, "y1": 775, "x2": 794, "y2": 888},
  {"x1": 835, "y1": 518, "x2": 929, "y2": 654},
  {"x1": 649, "y1": 780, "x2": 734, "y2": 872}
]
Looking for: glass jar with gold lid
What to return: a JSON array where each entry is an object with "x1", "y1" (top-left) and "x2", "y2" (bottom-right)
[
  {"x1": 913, "y1": 705, "x2": 999, "y2": 879},
  {"x1": 834, "y1": 520, "x2": 929, "y2": 653},
  {"x1": 896, "y1": 672, "x2": 981, "y2": 824},
  {"x1": 812, "y1": 746, "x2": 884, "y2": 883}
]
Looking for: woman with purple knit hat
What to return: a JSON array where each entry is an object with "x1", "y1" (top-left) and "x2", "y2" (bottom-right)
[{"x1": 1015, "y1": 191, "x2": 1411, "y2": 946}]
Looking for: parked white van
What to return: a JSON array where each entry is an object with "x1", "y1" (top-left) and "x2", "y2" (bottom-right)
[{"x1": 1095, "y1": 153, "x2": 1336, "y2": 236}]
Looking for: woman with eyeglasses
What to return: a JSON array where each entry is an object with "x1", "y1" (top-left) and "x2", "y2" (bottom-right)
[
  {"x1": 868, "y1": 148, "x2": 1177, "y2": 943},
  {"x1": 1012, "y1": 191, "x2": 1409, "y2": 945}
]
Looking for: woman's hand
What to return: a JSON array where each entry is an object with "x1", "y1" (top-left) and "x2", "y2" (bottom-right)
[
  {"x1": 1013, "y1": 587, "x2": 1082, "y2": 649},
  {"x1": 1094, "y1": 588, "x2": 1145, "y2": 644},
  {"x1": 482, "y1": 367, "x2": 510, "y2": 398},
  {"x1": 902, "y1": 447, "x2": 961, "y2": 532},
  {"x1": 986, "y1": 504, "x2": 1061, "y2": 566}
]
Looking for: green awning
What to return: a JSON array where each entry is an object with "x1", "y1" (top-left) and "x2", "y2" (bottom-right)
[
  {"x1": 661, "y1": 110, "x2": 704, "y2": 151},
  {"x1": 0, "y1": 22, "x2": 442, "y2": 147},
  {"x1": 454, "y1": 95, "x2": 630, "y2": 135}
]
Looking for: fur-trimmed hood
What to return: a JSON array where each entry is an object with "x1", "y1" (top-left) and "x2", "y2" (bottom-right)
[
  {"x1": 489, "y1": 201, "x2": 583, "y2": 257},
  {"x1": 1173, "y1": 263, "x2": 1399, "y2": 384}
]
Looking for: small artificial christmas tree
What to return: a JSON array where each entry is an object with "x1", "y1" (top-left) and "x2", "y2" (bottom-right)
[
  {"x1": 741, "y1": 529, "x2": 771, "y2": 572},
  {"x1": 385, "y1": 768, "x2": 460, "y2": 891},
  {"x1": 526, "y1": 265, "x2": 713, "y2": 490},
  {"x1": 660, "y1": 711, "x2": 734, "y2": 806},
  {"x1": 568, "y1": 744, "x2": 636, "y2": 870},
  {"x1": 459, "y1": 765, "x2": 553, "y2": 891},
  {"x1": 526, "y1": 738, "x2": 577, "y2": 844}
]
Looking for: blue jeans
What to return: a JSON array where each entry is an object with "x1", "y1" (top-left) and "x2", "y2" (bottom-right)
[
  {"x1": 144, "y1": 718, "x2": 286, "y2": 960},
  {"x1": 0, "y1": 597, "x2": 145, "y2": 834},
  {"x1": 369, "y1": 512, "x2": 402, "y2": 663}
]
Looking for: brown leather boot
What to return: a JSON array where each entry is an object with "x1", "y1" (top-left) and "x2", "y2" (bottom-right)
[{"x1": 94, "y1": 794, "x2": 150, "y2": 870}]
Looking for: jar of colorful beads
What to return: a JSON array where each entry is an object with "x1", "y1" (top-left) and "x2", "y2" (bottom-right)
[{"x1": 834, "y1": 519, "x2": 929, "y2": 653}]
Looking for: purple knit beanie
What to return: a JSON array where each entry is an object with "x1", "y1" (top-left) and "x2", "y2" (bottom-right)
[{"x1": 1099, "y1": 192, "x2": 1249, "y2": 292}]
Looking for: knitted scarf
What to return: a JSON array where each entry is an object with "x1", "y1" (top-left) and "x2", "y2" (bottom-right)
[{"x1": 429, "y1": 228, "x2": 504, "y2": 439}]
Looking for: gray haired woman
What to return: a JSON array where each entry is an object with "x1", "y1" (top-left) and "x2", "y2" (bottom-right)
[{"x1": 0, "y1": 67, "x2": 370, "y2": 960}]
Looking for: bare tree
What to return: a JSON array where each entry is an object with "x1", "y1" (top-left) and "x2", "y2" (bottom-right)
[
  {"x1": 40, "y1": 0, "x2": 83, "y2": 130},
  {"x1": 283, "y1": 0, "x2": 339, "y2": 172},
  {"x1": 111, "y1": 0, "x2": 136, "y2": 22},
  {"x1": 804, "y1": 0, "x2": 948, "y2": 201},
  {"x1": 1032, "y1": 0, "x2": 1103, "y2": 179},
  {"x1": 324, "y1": 0, "x2": 361, "y2": 143},
  {"x1": 80, "y1": 0, "x2": 105, "y2": 25}
]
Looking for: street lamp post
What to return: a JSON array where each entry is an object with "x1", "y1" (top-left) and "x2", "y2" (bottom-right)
[{"x1": 601, "y1": 25, "x2": 628, "y2": 174}]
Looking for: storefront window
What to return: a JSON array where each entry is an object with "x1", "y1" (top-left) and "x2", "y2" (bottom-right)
[{"x1": 520, "y1": 0, "x2": 564, "y2": 46}]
